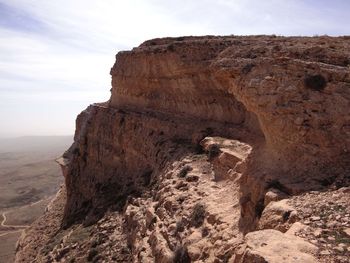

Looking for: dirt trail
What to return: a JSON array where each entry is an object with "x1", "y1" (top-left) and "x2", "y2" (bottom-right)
[
  {"x1": 0, "y1": 198, "x2": 52, "y2": 238},
  {"x1": 1, "y1": 212, "x2": 29, "y2": 229},
  {"x1": 0, "y1": 211, "x2": 28, "y2": 238}
]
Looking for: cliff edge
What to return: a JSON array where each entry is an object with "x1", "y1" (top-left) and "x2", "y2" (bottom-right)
[{"x1": 16, "y1": 35, "x2": 350, "y2": 263}]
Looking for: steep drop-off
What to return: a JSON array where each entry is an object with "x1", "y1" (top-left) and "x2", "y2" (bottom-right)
[{"x1": 16, "y1": 35, "x2": 350, "y2": 263}]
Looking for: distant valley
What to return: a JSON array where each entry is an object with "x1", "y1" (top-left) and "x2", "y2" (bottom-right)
[{"x1": 0, "y1": 136, "x2": 72, "y2": 263}]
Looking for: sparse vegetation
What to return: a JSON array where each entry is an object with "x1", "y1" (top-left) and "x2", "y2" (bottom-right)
[
  {"x1": 90, "y1": 239, "x2": 98, "y2": 248},
  {"x1": 191, "y1": 203, "x2": 206, "y2": 227},
  {"x1": 178, "y1": 165, "x2": 192, "y2": 178},
  {"x1": 191, "y1": 153, "x2": 206, "y2": 161},
  {"x1": 185, "y1": 175, "x2": 199, "y2": 183},
  {"x1": 202, "y1": 227, "x2": 210, "y2": 237},
  {"x1": 41, "y1": 230, "x2": 68, "y2": 256},
  {"x1": 304, "y1": 74, "x2": 327, "y2": 91},
  {"x1": 177, "y1": 196, "x2": 186, "y2": 204},
  {"x1": 87, "y1": 248, "x2": 98, "y2": 261},
  {"x1": 195, "y1": 144, "x2": 205, "y2": 154},
  {"x1": 282, "y1": 210, "x2": 292, "y2": 222},
  {"x1": 207, "y1": 144, "x2": 221, "y2": 159},
  {"x1": 173, "y1": 245, "x2": 191, "y2": 263},
  {"x1": 335, "y1": 230, "x2": 350, "y2": 245},
  {"x1": 175, "y1": 218, "x2": 186, "y2": 233}
]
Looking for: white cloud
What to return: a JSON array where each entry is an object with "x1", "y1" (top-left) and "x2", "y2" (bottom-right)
[{"x1": 0, "y1": 0, "x2": 349, "y2": 137}]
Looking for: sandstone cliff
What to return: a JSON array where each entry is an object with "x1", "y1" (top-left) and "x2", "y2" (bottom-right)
[{"x1": 16, "y1": 35, "x2": 350, "y2": 263}]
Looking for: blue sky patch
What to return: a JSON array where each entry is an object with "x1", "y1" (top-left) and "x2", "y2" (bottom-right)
[{"x1": 0, "y1": 2, "x2": 47, "y2": 33}]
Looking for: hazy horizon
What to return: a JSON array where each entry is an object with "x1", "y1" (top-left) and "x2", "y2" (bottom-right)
[
  {"x1": 0, "y1": 135, "x2": 73, "y2": 150},
  {"x1": 0, "y1": 134, "x2": 73, "y2": 139},
  {"x1": 1, "y1": 0, "x2": 349, "y2": 137}
]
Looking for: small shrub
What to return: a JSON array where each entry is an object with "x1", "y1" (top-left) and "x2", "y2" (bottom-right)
[
  {"x1": 304, "y1": 74, "x2": 327, "y2": 91},
  {"x1": 177, "y1": 196, "x2": 185, "y2": 204},
  {"x1": 195, "y1": 144, "x2": 205, "y2": 154},
  {"x1": 282, "y1": 210, "x2": 292, "y2": 222},
  {"x1": 90, "y1": 238, "x2": 100, "y2": 248},
  {"x1": 202, "y1": 227, "x2": 210, "y2": 237},
  {"x1": 178, "y1": 165, "x2": 192, "y2": 178},
  {"x1": 191, "y1": 203, "x2": 206, "y2": 227},
  {"x1": 337, "y1": 230, "x2": 350, "y2": 244},
  {"x1": 186, "y1": 175, "x2": 199, "y2": 183},
  {"x1": 87, "y1": 248, "x2": 98, "y2": 261},
  {"x1": 175, "y1": 219, "x2": 185, "y2": 233},
  {"x1": 173, "y1": 245, "x2": 191, "y2": 263},
  {"x1": 208, "y1": 144, "x2": 221, "y2": 159}
]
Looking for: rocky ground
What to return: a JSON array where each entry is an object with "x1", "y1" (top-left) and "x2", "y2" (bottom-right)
[
  {"x1": 16, "y1": 137, "x2": 350, "y2": 262},
  {"x1": 288, "y1": 187, "x2": 350, "y2": 263},
  {"x1": 19, "y1": 138, "x2": 245, "y2": 262}
]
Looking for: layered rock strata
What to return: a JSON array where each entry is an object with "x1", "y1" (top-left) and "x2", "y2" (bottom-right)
[{"x1": 16, "y1": 35, "x2": 350, "y2": 262}]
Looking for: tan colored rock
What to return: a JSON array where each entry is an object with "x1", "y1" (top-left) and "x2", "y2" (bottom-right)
[
  {"x1": 148, "y1": 229, "x2": 173, "y2": 263},
  {"x1": 200, "y1": 137, "x2": 252, "y2": 180},
  {"x1": 264, "y1": 188, "x2": 288, "y2": 206},
  {"x1": 285, "y1": 222, "x2": 310, "y2": 236},
  {"x1": 235, "y1": 229, "x2": 317, "y2": 263},
  {"x1": 258, "y1": 199, "x2": 298, "y2": 232},
  {"x1": 145, "y1": 207, "x2": 156, "y2": 229},
  {"x1": 343, "y1": 228, "x2": 350, "y2": 237},
  {"x1": 111, "y1": 36, "x2": 350, "y2": 174}
]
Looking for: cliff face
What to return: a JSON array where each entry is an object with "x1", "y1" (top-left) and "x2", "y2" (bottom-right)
[
  {"x1": 111, "y1": 36, "x2": 350, "y2": 163},
  {"x1": 16, "y1": 36, "x2": 350, "y2": 263},
  {"x1": 62, "y1": 103, "x2": 247, "y2": 227}
]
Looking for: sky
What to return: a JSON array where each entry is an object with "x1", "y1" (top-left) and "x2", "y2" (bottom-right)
[{"x1": 0, "y1": 0, "x2": 349, "y2": 137}]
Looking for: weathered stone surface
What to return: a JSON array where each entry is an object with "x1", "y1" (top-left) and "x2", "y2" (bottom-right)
[
  {"x1": 235, "y1": 229, "x2": 317, "y2": 263},
  {"x1": 111, "y1": 36, "x2": 350, "y2": 171},
  {"x1": 264, "y1": 188, "x2": 288, "y2": 206},
  {"x1": 258, "y1": 199, "x2": 298, "y2": 232}
]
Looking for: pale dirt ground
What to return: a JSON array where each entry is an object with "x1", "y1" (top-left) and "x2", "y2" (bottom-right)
[{"x1": 0, "y1": 136, "x2": 72, "y2": 263}]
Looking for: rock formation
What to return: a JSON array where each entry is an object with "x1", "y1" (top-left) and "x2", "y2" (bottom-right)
[{"x1": 16, "y1": 35, "x2": 350, "y2": 262}]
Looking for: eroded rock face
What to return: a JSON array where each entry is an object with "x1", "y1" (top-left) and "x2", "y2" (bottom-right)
[
  {"x1": 61, "y1": 104, "x2": 247, "y2": 227},
  {"x1": 111, "y1": 36, "x2": 350, "y2": 171},
  {"x1": 16, "y1": 35, "x2": 350, "y2": 262},
  {"x1": 108, "y1": 35, "x2": 350, "y2": 232}
]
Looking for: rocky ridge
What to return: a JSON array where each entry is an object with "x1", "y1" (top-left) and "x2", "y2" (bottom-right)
[{"x1": 15, "y1": 35, "x2": 350, "y2": 262}]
